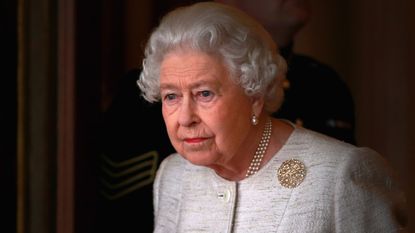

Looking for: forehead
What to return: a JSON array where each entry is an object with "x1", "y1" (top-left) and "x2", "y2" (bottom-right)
[{"x1": 160, "y1": 50, "x2": 231, "y2": 86}]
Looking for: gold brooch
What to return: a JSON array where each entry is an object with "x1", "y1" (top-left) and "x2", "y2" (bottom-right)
[{"x1": 277, "y1": 159, "x2": 306, "y2": 188}]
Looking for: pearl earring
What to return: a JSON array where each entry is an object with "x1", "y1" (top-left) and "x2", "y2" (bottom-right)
[{"x1": 251, "y1": 114, "x2": 258, "y2": 125}]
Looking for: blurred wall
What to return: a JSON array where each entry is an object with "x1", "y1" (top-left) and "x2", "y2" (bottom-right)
[{"x1": 295, "y1": 0, "x2": 414, "y2": 230}]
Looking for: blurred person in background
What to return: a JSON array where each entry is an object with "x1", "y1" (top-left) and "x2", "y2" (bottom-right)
[{"x1": 217, "y1": 0, "x2": 356, "y2": 144}]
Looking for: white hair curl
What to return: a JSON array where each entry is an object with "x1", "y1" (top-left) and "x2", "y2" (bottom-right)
[{"x1": 137, "y1": 2, "x2": 287, "y2": 113}]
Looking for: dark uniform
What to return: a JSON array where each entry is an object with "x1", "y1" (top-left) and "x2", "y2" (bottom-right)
[
  {"x1": 97, "y1": 69, "x2": 175, "y2": 233},
  {"x1": 97, "y1": 46, "x2": 356, "y2": 232},
  {"x1": 274, "y1": 45, "x2": 356, "y2": 145}
]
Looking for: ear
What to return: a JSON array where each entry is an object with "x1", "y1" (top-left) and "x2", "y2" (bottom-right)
[{"x1": 251, "y1": 95, "x2": 265, "y2": 116}]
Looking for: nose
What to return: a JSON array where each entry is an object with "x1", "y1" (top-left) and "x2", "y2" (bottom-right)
[{"x1": 178, "y1": 96, "x2": 199, "y2": 127}]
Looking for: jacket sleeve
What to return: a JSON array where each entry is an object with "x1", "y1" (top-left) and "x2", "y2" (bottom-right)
[
  {"x1": 153, "y1": 154, "x2": 185, "y2": 233},
  {"x1": 333, "y1": 147, "x2": 407, "y2": 233},
  {"x1": 153, "y1": 155, "x2": 168, "y2": 219}
]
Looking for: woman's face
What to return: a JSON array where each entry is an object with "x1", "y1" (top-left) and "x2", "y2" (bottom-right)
[{"x1": 159, "y1": 50, "x2": 257, "y2": 168}]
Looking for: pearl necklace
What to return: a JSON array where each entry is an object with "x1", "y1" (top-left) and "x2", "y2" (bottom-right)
[{"x1": 245, "y1": 118, "x2": 272, "y2": 177}]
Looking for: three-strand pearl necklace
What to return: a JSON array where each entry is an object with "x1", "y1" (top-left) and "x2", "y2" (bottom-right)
[{"x1": 245, "y1": 118, "x2": 272, "y2": 177}]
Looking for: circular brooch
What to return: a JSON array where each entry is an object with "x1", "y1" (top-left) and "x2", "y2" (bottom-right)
[{"x1": 277, "y1": 159, "x2": 306, "y2": 188}]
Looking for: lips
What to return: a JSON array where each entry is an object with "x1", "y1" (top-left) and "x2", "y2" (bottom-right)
[{"x1": 184, "y1": 137, "x2": 208, "y2": 143}]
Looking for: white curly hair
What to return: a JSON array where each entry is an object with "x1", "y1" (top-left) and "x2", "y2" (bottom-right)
[{"x1": 137, "y1": 2, "x2": 287, "y2": 113}]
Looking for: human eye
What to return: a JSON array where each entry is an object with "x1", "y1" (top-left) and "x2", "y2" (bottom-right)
[
  {"x1": 196, "y1": 90, "x2": 214, "y2": 102},
  {"x1": 162, "y1": 93, "x2": 179, "y2": 104}
]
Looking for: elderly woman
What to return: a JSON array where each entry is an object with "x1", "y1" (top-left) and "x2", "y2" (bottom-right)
[{"x1": 137, "y1": 2, "x2": 406, "y2": 232}]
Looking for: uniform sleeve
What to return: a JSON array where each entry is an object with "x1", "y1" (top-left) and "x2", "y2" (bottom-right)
[
  {"x1": 325, "y1": 76, "x2": 356, "y2": 145},
  {"x1": 333, "y1": 148, "x2": 407, "y2": 232}
]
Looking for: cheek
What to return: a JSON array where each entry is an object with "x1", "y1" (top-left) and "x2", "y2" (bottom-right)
[
  {"x1": 208, "y1": 117, "x2": 250, "y2": 157},
  {"x1": 204, "y1": 102, "x2": 250, "y2": 144},
  {"x1": 162, "y1": 107, "x2": 176, "y2": 136}
]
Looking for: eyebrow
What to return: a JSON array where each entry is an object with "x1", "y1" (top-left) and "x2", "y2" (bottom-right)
[{"x1": 160, "y1": 79, "x2": 219, "y2": 90}]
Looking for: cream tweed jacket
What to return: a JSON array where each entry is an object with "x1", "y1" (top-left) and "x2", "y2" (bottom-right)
[{"x1": 153, "y1": 127, "x2": 407, "y2": 233}]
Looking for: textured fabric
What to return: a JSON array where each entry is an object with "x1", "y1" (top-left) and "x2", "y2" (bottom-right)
[{"x1": 153, "y1": 127, "x2": 406, "y2": 233}]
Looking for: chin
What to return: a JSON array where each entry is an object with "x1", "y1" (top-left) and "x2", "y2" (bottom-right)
[{"x1": 182, "y1": 151, "x2": 217, "y2": 167}]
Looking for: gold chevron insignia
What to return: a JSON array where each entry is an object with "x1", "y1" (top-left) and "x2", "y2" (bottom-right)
[{"x1": 100, "y1": 150, "x2": 159, "y2": 200}]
